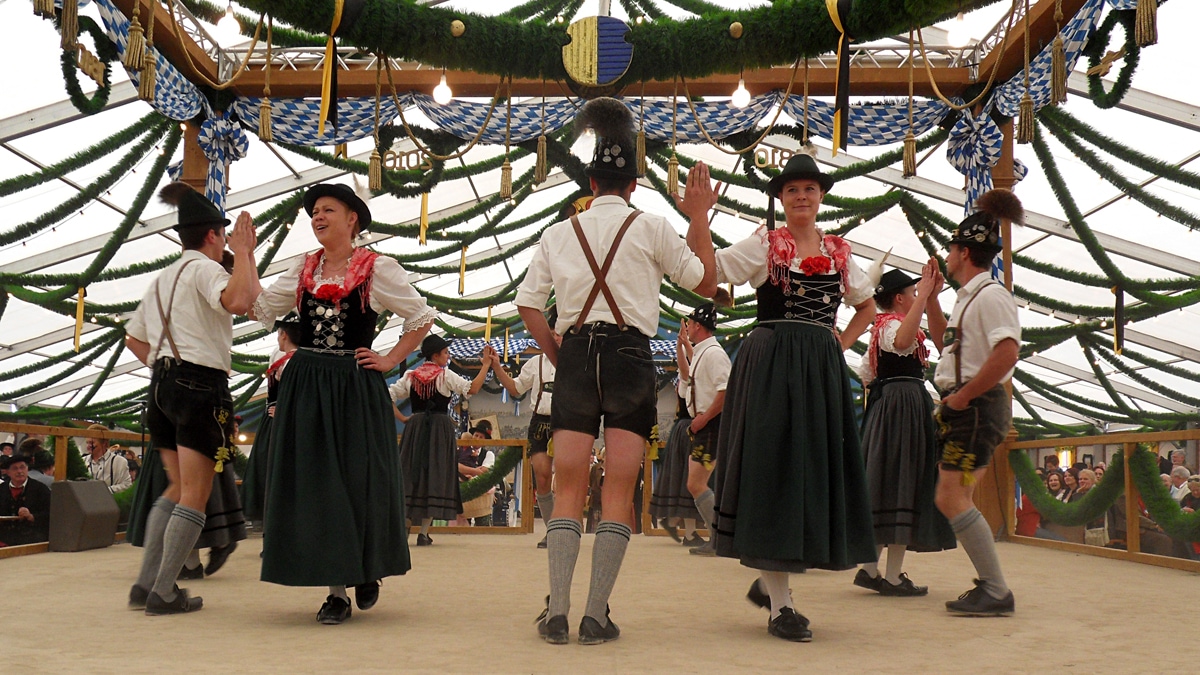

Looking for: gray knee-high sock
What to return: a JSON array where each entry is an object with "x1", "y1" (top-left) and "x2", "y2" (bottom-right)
[
  {"x1": 536, "y1": 491, "x2": 555, "y2": 528},
  {"x1": 584, "y1": 521, "x2": 632, "y2": 626},
  {"x1": 185, "y1": 549, "x2": 202, "y2": 569},
  {"x1": 135, "y1": 497, "x2": 176, "y2": 590},
  {"x1": 152, "y1": 505, "x2": 206, "y2": 599},
  {"x1": 547, "y1": 518, "x2": 582, "y2": 618},
  {"x1": 950, "y1": 508, "x2": 1008, "y2": 599},
  {"x1": 694, "y1": 488, "x2": 716, "y2": 534}
]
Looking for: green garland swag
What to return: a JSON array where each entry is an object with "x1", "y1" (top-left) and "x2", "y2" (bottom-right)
[
  {"x1": 1082, "y1": 9, "x2": 1140, "y2": 110},
  {"x1": 1011, "y1": 449, "x2": 1124, "y2": 526},
  {"x1": 1128, "y1": 446, "x2": 1200, "y2": 542},
  {"x1": 60, "y1": 16, "x2": 118, "y2": 116},
  {"x1": 459, "y1": 445, "x2": 523, "y2": 502}
]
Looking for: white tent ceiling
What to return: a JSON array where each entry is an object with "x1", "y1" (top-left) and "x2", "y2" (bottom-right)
[{"x1": 2, "y1": 0, "x2": 1199, "y2": 435}]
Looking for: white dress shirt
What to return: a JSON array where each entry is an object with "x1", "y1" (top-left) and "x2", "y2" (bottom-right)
[
  {"x1": 514, "y1": 195, "x2": 706, "y2": 337},
  {"x1": 85, "y1": 450, "x2": 132, "y2": 493},
  {"x1": 389, "y1": 368, "x2": 473, "y2": 401},
  {"x1": 933, "y1": 273, "x2": 1021, "y2": 391},
  {"x1": 512, "y1": 354, "x2": 555, "y2": 416},
  {"x1": 125, "y1": 250, "x2": 233, "y2": 372},
  {"x1": 682, "y1": 336, "x2": 731, "y2": 417}
]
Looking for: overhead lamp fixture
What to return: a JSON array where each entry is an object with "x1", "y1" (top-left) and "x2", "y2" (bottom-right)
[
  {"x1": 731, "y1": 75, "x2": 751, "y2": 108},
  {"x1": 433, "y1": 71, "x2": 453, "y2": 105},
  {"x1": 217, "y1": 3, "x2": 240, "y2": 36},
  {"x1": 946, "y1": 12, "x2": 969, "y2": 48}
]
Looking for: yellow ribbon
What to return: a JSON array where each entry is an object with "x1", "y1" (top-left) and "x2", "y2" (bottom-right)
[
  {"x1": 73, "y1": 287, "x2": 86, "y2": 352},
  {"x1": 484, "y1": 305, "x2": 492, "y2": 341},
  {"x1": 825, "y1": 0, "x2": 851, "y2": 155},
  {"x1": 318, "y1": 0, "x2": 345, "y2": 137}
]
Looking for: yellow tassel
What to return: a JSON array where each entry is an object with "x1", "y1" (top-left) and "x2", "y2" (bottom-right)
[
  {"x1": 369, "y1": 149, "x2": 383, "y2": 191},
  {"x1": 666, "y1": 153, "x2": 680, "y2": 197},
  {"x1": 1050, "y1": 35, "x2": 1067, "y2": 106},
  {"x1": 137, "y1": 58, "x2": 156, "y2": 102},
  {"x1": 60, "y1": 0, "x2": 79, "y2": 50},
  {"x1": 1135, "y1": 0, "x2": 1157, "y2": 48},
  {"x1": 74, "y1": 287, "x2": 86, "y2": 352},
  {"x1": 34, "y1": 0, "x2": 55, "y2": 19},
  {"x1": 1017, "y1": 93, "x2": 1035, "y2": 145},
  {"x1": 728, "y1": 283, "x2": 735, "y2": 307},
  {"x1": 484, "y1": 306, "x2": 492, "y2": 341},
  {"x1": 636, "y1": 128, "x2": 647, "y2": 176},
  {"x1": 419, "y1": 192, "x2": 429, "y2": 245},
  {"x1": 902, "y1": 130, "x2": 917, "y2": 178},
  {"x1": 534, "y1": 135, "x2": 548, "y2": 185},
  {"x1": 500, "y1": 159, "x2": 513, "y2": 200},
  {"x1": 459, "y1": 245, "x2": 467, "y2": 296},
  {"x1": 124, "y1": 12, "x2": 146, "y2": 72},
  {"x1": 258, "y1": 99, "x2": 274, "y2": 142}
]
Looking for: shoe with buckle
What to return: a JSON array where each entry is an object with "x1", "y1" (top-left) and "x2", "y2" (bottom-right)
[
  {"x1": 682, "y1": 533, "x2": 706, "y2": 548},
  {"x1": 746, "y1": 579, "x2": 770, "y2": 610},
  {"x1": 176, "y1": 564, "x2": 204, "y2": 581},
  {"x1": 416, "y1": 533, "x2": 433, "y2": 546},
  {"x1": 316, "y1": 595, "x2": 352, "y2": 625},
  {"x1": 355, "y1": 580, "x2": 380, "y2": 610},
  {"x1": 145, "y1": 586, "x2": 203, "y2": 616},
  {"x1": 945, "y1": 579, "x2": 1015, "y2": 616},
  {"x1": 128, "y1": 584, "x2": 149, "y2": 610},
  {"x1": 578, "y1": 607, "x2": 620, "y2": 645},
  {"x1": 767, "y1": 607, "x2": 812, "y2": 642},
  {"x1": 205, "y1": 542, "x2": 237, "y2": 576},
  {"x1": 536, "y1": 536, "x2": 547, "y2": 549},
  {"x1": 879, "y1": 573, "x2": 928, "y2": 597},
  {"x1": 853, "y1": 568, "x2": 883, "y2": 593},
  {"x1": 534, "y1": 596, "x2": 569, "y2": 645}
]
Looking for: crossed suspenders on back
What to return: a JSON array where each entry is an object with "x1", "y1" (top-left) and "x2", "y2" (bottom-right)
[
  {"x1": 568, "y1": 210, "x2": 642, "y2": 332},
  {"x1": 153, "y1": 259, "x2": 198, "y2": 365}
]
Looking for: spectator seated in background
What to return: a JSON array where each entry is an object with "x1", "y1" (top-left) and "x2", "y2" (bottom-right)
[
  {"x1": 1045, "y1": 471, "x2": 1068, "y2": 502},
  {"x1": 0, "y1": 455, "x2": 52, "y2": 546},
  {"x1": 1044, "y1": 455, "x2": 1061, "y2": 473},
  {"x1": 1160, "y1": 474, "x2": 1172, "y2": 490},
  {"x1": 1106, "y1": 492, "x2": 1195, "y2": 560},
  {"x1": 1169, "y1": 466, "x2": 1191, "y2": 503},
  {"x1": 1094, "y1": 465, "x2": 1106, "y2": 482},
  {"x1": 1014, "y1": 490, "x2": 1066, "y2": 541},
  {"x1": 1062, "y1": 468, "x2": 1079, "y2": 501},
  {"x1": 0, "y1": 442, "x2": 13, "y2": 456},
  {"x1": 0, "y1": 443, "x2": 12, "y2": 484},
  {"x1": 1170, "y1": 449, "x2": 1190, "y2": 473},
  {"x1": 1181, "y1": 476, "x2": 1200, "y2": 514},
  {"x1": 455, "y1": 422, "x2": 496, "y2": 526},
  {"x1": 83, "y1": 424, "x2": 132, "y2": 494},
  {"x1": 1069, "y1": 469, "x2": 1107, "y2": 546},
  {"x1": 27, "y1": 451, "x2": 55, "y2": 487}
]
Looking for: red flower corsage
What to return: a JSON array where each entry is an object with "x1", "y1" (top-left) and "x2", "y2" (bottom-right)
[
  {"x1": 313, "y1": 283, "x2": 344, "y2": 302},
  {"x1": 798, "y1": 256, "x2": 832, "y2": 276}
]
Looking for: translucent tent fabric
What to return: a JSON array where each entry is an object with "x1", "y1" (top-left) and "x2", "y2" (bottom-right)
[{"x1": 2, "y1": 0, "x2": 1200, "y2": 434}]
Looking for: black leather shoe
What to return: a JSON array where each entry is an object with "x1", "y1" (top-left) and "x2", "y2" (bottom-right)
[
  {"x1": 767, "y1": 607, "x2": 812, "y2": 642},
  {"x1": 536, "y1": 536, "x2": 547, "y2": 549},
  {"x1": 535, "y1": 597, "x2": 569, "y2": 645},
  {"x1": 746, "y1": 579, "x2": 770, "y2": 610},
  {"x1": 689, "y1": 538, "x2": 716, "y2": 556},
  {"x1": 176, "y1": 564, "x2": 204, "y2": 581},
  {"x1": 682, "y1": 533, "x2": 706, "y2": 548},
  {"x1": 128, "y1": 584, "x2": 149, "y2": 610},
  {"x1": 662, "y1": 521, "x2": 682, "y2": 543},
  {"x1": 878, "y1": 573, "x2": 929, "y2": 597},
  {"x1": 145, "y1": 586, "x2": 203, "y2": 616},
  {"x1": 317, "y1": 595, "x2": 352, "y2": 625},
  {"x1": 205, "y1": 542, "x2": 237, "y2": 576},
  {"x1": 945, "y1": 580, "x2": 1015, "y2": 616},
  {"x1": 852, "y1": 568, "x2": 882, "y2": 593},
  {"x1": 355, "y1": 581, "x2": 380, "y2": 610},
  {"x1": 578, "y1": 609, "x2": 620, "y2": 645},
  {"x1": 416, "y1": 533, "x2": 433, "y2": 546}
]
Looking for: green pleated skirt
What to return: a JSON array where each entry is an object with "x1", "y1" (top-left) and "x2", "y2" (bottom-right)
[
  {"x1": 240, "y1": 404, "x2": 272, "y2": 521},
  {"x1": 261, "y1": 350, "x2": 411, "y2": 586}
]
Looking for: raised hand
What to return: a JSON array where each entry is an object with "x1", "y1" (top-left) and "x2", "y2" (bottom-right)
[
  {"x1": 227, "y1": 211, "x2": 257, "y2": 256},
  {"x1": 673, "y1": 161, "x2": 721, "y2": 222}
]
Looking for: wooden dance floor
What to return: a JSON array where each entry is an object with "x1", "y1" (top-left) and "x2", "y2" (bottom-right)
[{"x1": 3, "y1": 528, "x2": 1179, "y2": 673}]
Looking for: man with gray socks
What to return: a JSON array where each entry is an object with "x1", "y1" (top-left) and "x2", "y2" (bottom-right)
[
  {"x1": 515, "y1": 97, "x2": 718, "y2": 645},
  {"x1": 123, "y1": 183, "x2": 260, "y2": 615},
  {"x1": 926, "y1": 189, "x2": 1023, "y2": 617},
  {"x1": 679, "y1": 297, "x2": 731, "y2": 557}
]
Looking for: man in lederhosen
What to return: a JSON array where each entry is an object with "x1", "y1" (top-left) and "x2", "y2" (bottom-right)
[
  {"x1": 679, "y1": 295, "x2": 732, "y2": 557},
  {"x1": 927, "y1": 189, "x2": 1023, "y2": 616},
  {"x1": 123, "y1": 183, "x2": 260, "y2": 615},
  {"x1": 516, "y1": 97, "x2": 719, "y2": 645}
]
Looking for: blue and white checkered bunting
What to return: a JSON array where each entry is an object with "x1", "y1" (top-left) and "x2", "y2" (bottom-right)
[
  {"x1": 992, "y1": 0, "x2": 1104, "y2": 117},
  {"x1": 781, "y1": 97, "x2": 952, "y2": 146},
  {"x1": 230, "y1": 97, "x2": 403, "y2": 146}
]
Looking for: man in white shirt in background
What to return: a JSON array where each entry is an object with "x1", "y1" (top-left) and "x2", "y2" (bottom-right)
[{"x1": 84, "y1": 423, "x2": 132, "y2": 493}]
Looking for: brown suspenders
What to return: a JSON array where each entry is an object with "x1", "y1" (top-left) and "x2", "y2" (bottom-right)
[
  {"x1": 153, "y1": 259, "x2": 198, "y2": 363},
  {"x1": 569, "y1": 210, "x2": 642, "y2": 332},
  {"x1": 950, "y1": 280, "x2": 995, "y2": 388}
]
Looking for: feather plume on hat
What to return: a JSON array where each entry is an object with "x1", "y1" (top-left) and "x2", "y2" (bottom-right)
[
  {"x1": 975, "y1": 189, "x2": 1024, "y2": 225},
  {"x1": 575, "y1": 97, "x2": 634, "y2": 141},
  {"x1": 712, "y1": 287, "x2": 733, "y2": 308}
]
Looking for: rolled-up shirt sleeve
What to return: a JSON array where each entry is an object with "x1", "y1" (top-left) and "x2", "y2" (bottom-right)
[
  {"x1": 842, "y1": 256, "x2": 874, "y2": 307},
  {"x1": 389, "y1": 375, "x2": 412, "y2": 401},
  {"x1": 656, "y1": 219, "x2": 705, "y2": 292},
  {"x1": 983, "y1": 286, "x2": 1021, "y2": 349},
  {"x1": 514, "y1": 237, "x2": 553, "y2": 311},
  {"x1": 370, "y1": 257, "x2": 438, "y2": 333},
  {"x1": 252, "y1": 259, "x2": 302, "y2": 330},
  {"x1": 715, "y1": 227, "x2": 768, "y2": 287}
]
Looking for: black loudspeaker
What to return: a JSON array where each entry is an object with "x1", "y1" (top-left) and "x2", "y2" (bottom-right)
[{"x1": 48, "y1": 480, "x2": 120, "y2": 552}]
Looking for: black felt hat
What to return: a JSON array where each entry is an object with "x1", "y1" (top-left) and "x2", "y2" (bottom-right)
[
  {"x1": 273, "y1": 312, "x2": 300, "y2": 331},
  {"x1": 688, "y1": 303, "x2": 719, "y2": 332},
  {"x1": 2, "y1": 454, "x2": 31, "y2": 470},
  {"x1": 158, "y1": 182, "x2": 229, "y2": 230},
  {"x1": 470, "y1": 420, "x2": 493, "y2": 439},
  {"x1": 577, "y1": 98, "x2": 640, "y2": 182},
  {"x1": 948, "y1": 189, "x2": 1024, "y2": 255},
  {"x1": 420, "y1": 333, "x2": 451, "y2": 360},
  {"x1": 767, "y1": 153, "x2": 835, "y2": 197},
  {"x1": 304, "y1": 183, "x2": 372, "y2": 231},
  {"x1": 874, "y1": 269, "x2": 919, "y2": 298}
]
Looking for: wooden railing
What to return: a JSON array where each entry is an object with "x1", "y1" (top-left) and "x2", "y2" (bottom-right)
[{"x1": 1000, "y1": 429, "x2": 1200, "y2": 573}]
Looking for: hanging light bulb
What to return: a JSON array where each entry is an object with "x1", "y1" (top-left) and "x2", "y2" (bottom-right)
[
  {"x1": 731, "y1": 77, "x2": 751, "y2": 108},
  {"x1": 238, "y1": 433, "x2": 248, "y2": 443},
  {"x1": 432, "y1": 73, "x2": 453, "y2": 105},
  {"x1": 947, "y1": 12, "x2": 970, "y2": 48},
  {"x1": 217, "y1": 3, "x2": 241, "y2": 37}
]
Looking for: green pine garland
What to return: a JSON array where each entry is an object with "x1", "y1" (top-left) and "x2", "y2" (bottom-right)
[
  {"x1": 459, "y1": 445, "x2": 523, "y2": 502},
  {"x1": 1082, "y1": 9, "x2": 1140, "y2": 110},
  {"x1": 1011, "y1": 449, "x2": 1124, "y2": 525},
  {"x1": 59, "y1": 16, "x2": 118, "y2": 116},
  {"x1": 1128, "y1": 445, "x2": 1200, "y2": 542}
]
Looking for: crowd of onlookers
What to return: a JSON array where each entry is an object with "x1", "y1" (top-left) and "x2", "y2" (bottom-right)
[{"x1": 1016, "y1": 450, "x2": 1199, "y2": 559}]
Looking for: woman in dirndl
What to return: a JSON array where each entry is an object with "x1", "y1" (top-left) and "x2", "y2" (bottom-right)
[
  {"x1": 250, "y1": 183, "x2": 437, "y2": 625},
  {"x1": 390, "y1": 334, "x2": 493, "y2": 545},
  {"x1": 240, "y1": 312, "x2": 299, "y2": 522},
  {"x1": 710, "y1": 153, "x2": 877, "y2": 642},
  {"x1": 853, "y1": 266, "x2": 956, "y2": 597},
  {"x1": 649, "y1": 371, "x2": 703, "y2": 546}
]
